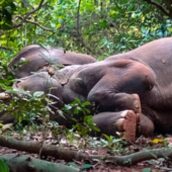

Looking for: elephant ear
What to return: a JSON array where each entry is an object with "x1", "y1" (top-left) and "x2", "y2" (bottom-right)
[{"x1": 117, "y1": 61, "x2": 156, "y2": 94}]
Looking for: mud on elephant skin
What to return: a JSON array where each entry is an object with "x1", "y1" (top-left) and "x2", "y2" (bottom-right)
[
  {"x1": 9, "y1": 44, "x2": 96, "y2": 78},
  {"x1": 11, "y1": 37, "x2": 172, "y2": 141}
]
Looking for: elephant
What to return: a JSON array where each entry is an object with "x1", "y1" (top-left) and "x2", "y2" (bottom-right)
[
  {"x1": 9, "y1": 44, "x2": 96, "y2": 78},
  {"x1": 11, "y1": 37, "x2": 172, "y2": 142}
]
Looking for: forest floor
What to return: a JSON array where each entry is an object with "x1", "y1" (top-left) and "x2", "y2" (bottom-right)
[{"x1": 1, "y1": 127, "x2": 172, "y2": 172}]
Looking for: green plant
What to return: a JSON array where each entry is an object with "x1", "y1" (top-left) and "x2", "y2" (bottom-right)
[
  {"x1": 0, "y1": 0, "x2": 16, "y2": 30},
  {"x1": 0, "y1": 159, "x2": 9, "y2": 172},
  {"x1": 0, "y1": 60, "x2": 14, "y2": 91},
  {"x1": 100, "y1": 134, "x2": 128, "y2": 151},
  {"x1": 0, "y1": 90, "x2": 51, "y2": 128},
  {"x1": 62, "y1": 98, "x2": 99, "y2": 136}
]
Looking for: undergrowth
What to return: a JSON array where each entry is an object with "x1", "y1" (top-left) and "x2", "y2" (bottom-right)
[{"x1": 0, "y1": 58, "x2": 125, "y2": 151}]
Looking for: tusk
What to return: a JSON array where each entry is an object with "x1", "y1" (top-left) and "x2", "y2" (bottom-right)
[{"x1": 0, "y1": 92, "x2": 11, "y2": 100}]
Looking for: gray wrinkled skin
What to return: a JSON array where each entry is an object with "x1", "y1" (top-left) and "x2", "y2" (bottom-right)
[{"x1": 11, "y1": 37, "x2": 172, "y2": 137}]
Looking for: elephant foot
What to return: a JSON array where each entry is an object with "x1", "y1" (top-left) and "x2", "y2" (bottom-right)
[
  {"x1": 116, "y1": 110, "x2": 138, "y2": 142},
  {"x1": 93, "y1": 110, "x2": 140, "y2": 142}
]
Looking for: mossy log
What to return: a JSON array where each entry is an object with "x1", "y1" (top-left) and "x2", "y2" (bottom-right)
[
  {"x1": 0, "y1": 154, "x2": 79, "y2": 172},
  {"x1": 0, "y1": 135, "x2": 172, "y2": 166},
  {"x1": 0, "y1": 135, "x2": 88, "y2": 161}
]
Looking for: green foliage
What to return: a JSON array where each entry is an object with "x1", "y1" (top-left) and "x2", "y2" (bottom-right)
[
  {"x1": 80, "y1": 163, "x2": 93, "y2": 171},
  {"x1": 62, "y1": 98, "x2": 99, "y2": 136},
  {"x1": 0, "y1": 42, "x2": 14, "y2": 91},
  {"x1": 1, "y1": 0, "x2": 172, "y2": 60},
  {"x1": 88, "y1": 136, "x2": 129, "y2": 153},
  {"x1": 0, "y1": 0, "x2": 16, "y2": 29},
  {"x1": 0, "y1": 159, "x2": 9, "y2": 172},
  {"x1": 100, "y1": 134, "x2": 127, "y2": 150},
  {"x1": 0, "y1": 90, "x2": 51, "y2": 128},
  {"x1": 0, "y1": 61, "x2": 14, "y2": 91},
  {"x1": 142, "y1": 168, "x2": 152, "y2": 172}
]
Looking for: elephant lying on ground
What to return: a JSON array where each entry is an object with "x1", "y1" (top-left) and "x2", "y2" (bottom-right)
[
  {"x1": 9, "y1": 44, "x2": 96, "y2": 78},
  {"x1": 12, "y1": 37, "x2": 172, "y2": 142}
]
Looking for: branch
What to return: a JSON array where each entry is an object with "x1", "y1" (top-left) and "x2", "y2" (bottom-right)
[
  {"x1": 0, "y1": 135, "x2": 172, "y2": 165},
  {"x1": 25, "y1": 19, "x2": 54, "y2": 33},
  {"x1": 144, "y1": 0, "x2": 170, "y2": 17},
  {"x1": 91, "y1": 148, "x2": 172, "y2": 165},
  {"x1": 24, "y1": 0, "x2": 45, "y2": 19},
  {"x1": 0, "y1": 135, "x2": 88, "y2": 162},
  {"x1": 76, "y1": 0, "x2": 81, "y2": 35},
  {"x1": 12, "y1": 0, "x2": 45, "y2": 29},
  {"x1": 12, "y1": 14, "x2": 54, "y2": 33}
]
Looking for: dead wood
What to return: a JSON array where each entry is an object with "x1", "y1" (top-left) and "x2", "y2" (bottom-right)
[
  {"x1": 0, "y1": 135, "x2": 172, "y2": 166},
  {"x1": 0, "y1": 135, "x2": 88, "y2": 161},
  {"x1": 0, "y1": 154, "x2": 79, "y2": 172},
  {"x1": 90, "y1": 147, "x2": 172, "y2": 165}
]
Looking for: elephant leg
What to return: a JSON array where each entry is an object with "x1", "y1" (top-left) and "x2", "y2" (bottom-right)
[
  {"x1": 87, "y1": 75, "x2": 144, "y2": 113},
  {"x1": 93, "y1": 110, "x2": 138, "y2": 142},
  {"x1": 88, "y1": 89, "x2": 142, "y2": 114},
  {"x1": 138, "y1": 113, "x2": 154, "y2": 136},
  {"x1": 94, "y1": 110, "x2": 154, "y2": 142}
]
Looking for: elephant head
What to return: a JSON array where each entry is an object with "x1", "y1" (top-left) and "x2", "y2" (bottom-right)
[
  {"x1": 13, "y1": 72, "x2": 63, "y2": 104},
  {"x1": 9, "y1": 44, "x2": 96, "y2": 78}
]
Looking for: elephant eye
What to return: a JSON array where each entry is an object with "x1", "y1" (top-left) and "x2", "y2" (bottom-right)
[
  {"x1": 148, "y1": 83, "x2": 154, "y2": 90},
  {"x1": 144, "y1": 75, "x2": 154, "y2": 91},
  {"x1": 144, "y1": 81, "x2": 153, "y2": 91}
]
